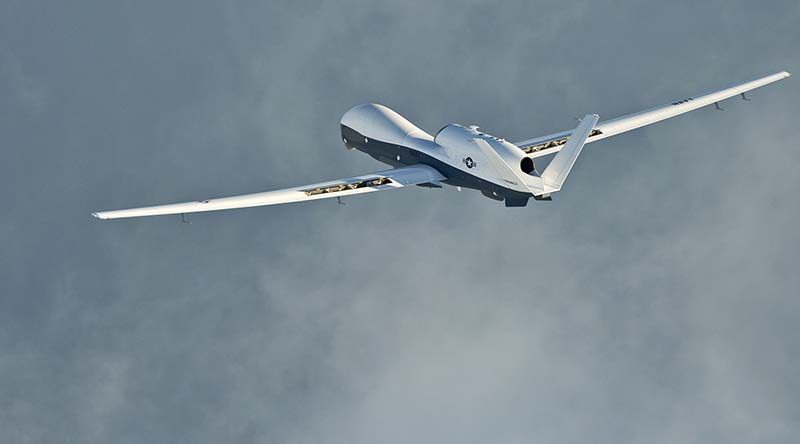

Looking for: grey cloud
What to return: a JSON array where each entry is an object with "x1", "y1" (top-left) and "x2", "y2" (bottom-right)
[
  {"x1": 1, "y1": 1, "x2": 799, "y2": 443},
  {"x1": 0, "y1": 46, "x2": 48, "y2": 115}
]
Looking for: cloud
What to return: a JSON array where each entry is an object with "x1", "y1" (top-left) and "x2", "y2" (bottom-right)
[
  {"x1": 1, "y1": 1, "x2": 798, "y2": 443},
  {"x1": 0, "y1": 47, "x2": 48, "y2": 115}
]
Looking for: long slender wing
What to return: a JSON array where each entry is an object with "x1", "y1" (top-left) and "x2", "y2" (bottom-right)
[
  {"x1": 92, "y1": 164, "x2": 445, "y2": 220},
  {"x1": 515, "y1": 71, "x2": 791, "y2": 157}
]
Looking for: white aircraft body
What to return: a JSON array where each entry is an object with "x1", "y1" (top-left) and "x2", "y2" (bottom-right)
[{"x1": 93, "y1": 71, "x2": 790, "y2": 219}]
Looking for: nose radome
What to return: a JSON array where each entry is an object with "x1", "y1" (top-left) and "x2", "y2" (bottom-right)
[{"x1": 340, "y1": 103, "x2": 429, "y2": 145}]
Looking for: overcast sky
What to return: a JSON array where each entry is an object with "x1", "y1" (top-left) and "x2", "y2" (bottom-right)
[{"x1": 2, "y1": 1, "x2": 799, "y2": 443}]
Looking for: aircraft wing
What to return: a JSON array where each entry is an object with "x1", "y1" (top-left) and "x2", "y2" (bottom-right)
[
  {"x1": 515, "y1": 71, "x2": 791, "y2": 158},
  {"x1": 92, "y1": 164, "x2": 445, "y2": 220}
]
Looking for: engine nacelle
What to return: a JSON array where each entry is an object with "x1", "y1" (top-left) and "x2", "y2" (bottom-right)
[
  {"x1": 433, "y1": 123, "x2": 476, "y2": 150},
  {"x1": 435, "y1": 124, "x2": 533, "y2": 175}
]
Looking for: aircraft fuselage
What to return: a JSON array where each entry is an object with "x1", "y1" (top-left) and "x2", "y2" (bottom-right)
[{"x1": 339, "y1": 103, "x2": 534, "y2": 206}]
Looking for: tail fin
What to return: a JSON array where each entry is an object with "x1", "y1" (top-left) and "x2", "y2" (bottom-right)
[{"x1": 540, "y1": 114, "x2": 599, "y2": 193}]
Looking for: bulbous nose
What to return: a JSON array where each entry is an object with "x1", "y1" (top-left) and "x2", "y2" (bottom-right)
[{"x1": 340, "y1": 103, "x2": 429, "y2": 146}]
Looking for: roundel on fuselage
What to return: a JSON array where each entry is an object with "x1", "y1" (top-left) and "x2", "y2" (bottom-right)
[{"x1": 340, "y1": 103, "x2": 430, "y2": 146}]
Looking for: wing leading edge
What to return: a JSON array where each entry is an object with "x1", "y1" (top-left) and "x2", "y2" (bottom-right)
[
  {"x1": 515, "y1": 71, "x2": 791, "y2": 157},
  {"x1": 92, "y1": 164, "x2": 445, "y2": 220}
]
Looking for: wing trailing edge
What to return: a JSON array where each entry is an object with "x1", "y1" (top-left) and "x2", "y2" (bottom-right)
[
  {"x1": 92, "y1": 164, "x2": 445, "y2": 220},
  {"x1": 516, "y1": 71, "x2": 791, "y2": 156}
]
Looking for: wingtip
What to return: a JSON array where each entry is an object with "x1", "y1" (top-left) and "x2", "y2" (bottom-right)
[
  {"x1": 91, "y1": 212, "x2": 105, "y2": 220},
  {"x1": 784, "y1": 70, "x2": 792, "y2": 78}
]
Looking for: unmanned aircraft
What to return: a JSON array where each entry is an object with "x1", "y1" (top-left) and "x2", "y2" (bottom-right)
[{"x1": 93, "y1": 71, "x2": 790, "y2": 219}]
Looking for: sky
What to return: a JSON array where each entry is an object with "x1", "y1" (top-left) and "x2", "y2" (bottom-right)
[{"x1": 1, "y1": 1, "x2": 799, "y2": 443}]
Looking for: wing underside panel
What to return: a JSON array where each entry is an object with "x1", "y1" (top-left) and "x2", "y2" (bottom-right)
[
  {"x1": 515, "y1": 71, "x2": 791, "y2": 156},
  {"x1": 92, "y1": 164, "x2": 445, "y2": 219}
]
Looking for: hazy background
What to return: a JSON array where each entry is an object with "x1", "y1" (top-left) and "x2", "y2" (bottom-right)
[{"x1": 2, "y1": 1, "x2": 799, "y2": 443}]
